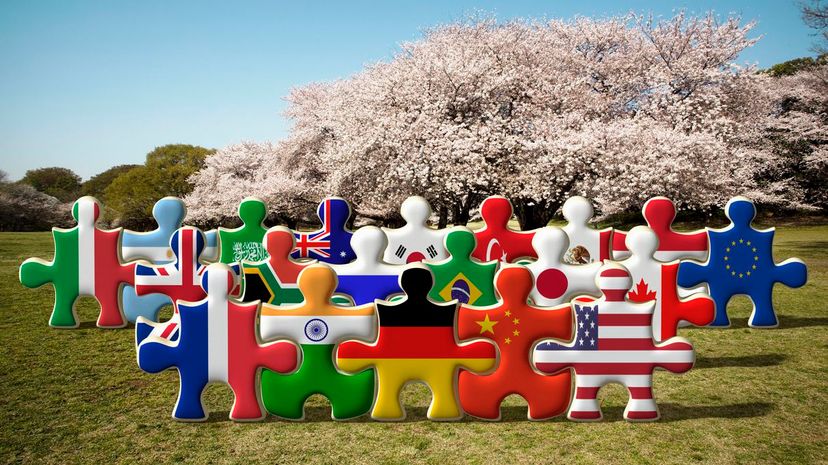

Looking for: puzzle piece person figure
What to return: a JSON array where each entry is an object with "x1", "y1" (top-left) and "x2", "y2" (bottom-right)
[
  {"x1": 526, "y1": 227, "x2": 601, "y2": 306},
  {"x1": 292, "y1": 197, "x2": 355, "y2": 264},
  {"x1": 219, "y1": 197, "x2": 269, "y2": 264},
  {"x1": 20, "y1": 196, "x2": 135, "y2": 328},
  {"x1": 612, "y1": 197, "x2": 708, "y2": 262},
  {"x1": 242, "y1": 226, "x2": 312, "y2": 305},
  {"x1": 457, "y1": 266, "x2": 572, "y2": 420},
  {"x1": 383, "y1": 196, "x2": 448, "y2": 264},
  {"x1": 617, "y1": 226, "x2": 715, "y2": 341},
  {"x1": 472, "y1": 196, "x2": 537, "y2": 263},
  {"x1": 534, "y1": 262, "x2": 695, "y2": 421},
  {"x1": 561, "y1": 196, "x2": 612, "y2": 264},
  {"x1": 331, "y1": 226, "x2": 403, "y2": 305},
  {"x1": 259, "y1": 265, "x2": 376, "y2": 420},
  {"x1": 337, "y1": 266, "x2": 496, "y2": 420},
  {"x1": 135, "y1": 263, "x2": 298, "y2": 421},
  {"x1": 426, "y1": 227, "x2": 498, "y2": 306},
  {"x1": 677, "y1": 197, "x2": 807, "y2": 327}
]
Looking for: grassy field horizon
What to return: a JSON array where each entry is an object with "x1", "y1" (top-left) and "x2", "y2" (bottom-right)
[{"x1": 0, "y1": 226, "x2": 826, "y2": 464}]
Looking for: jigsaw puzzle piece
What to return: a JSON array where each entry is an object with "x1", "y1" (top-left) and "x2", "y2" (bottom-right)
[
  {"x1": 242, "y1": 226, "x2": 312, "y2": 305},
  {"x1": 457, "y1": 266, "x2": 572, "y2": 420},
  {"x1": 331, "y1": 226, "x2": 403, "y2": 305},
  {"x1": 561, "y1": 196, "x2": 612, "y2": 264},
  {"x1": 426, "y1": 227, "x2": 498, "y2": 307},
  {"x1": 337, "y1": 266, "x2": 496, "y2": 420},
  {"x1": 472, "y1": 196, "x2": 537, "y2": 263},
  {"x1": 219, "y1": 197, "x2": 269, "y2": 265},
  {"x1": 383, "y1": 196, "x2": 448, "y2": 264},
  {"x1": 292, "y1": 197, "x2": 355, "y2": 264},
  {"x1": 526, "y1": 227, "x2": 601, "y2": 306}
]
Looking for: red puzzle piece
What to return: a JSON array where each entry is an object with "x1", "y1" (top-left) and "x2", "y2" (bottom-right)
[
  {"x1": 457, "y1": 266, "x2": 573, "y2": 420},
  {"x1": 472, "y1": 196, "x2": 537, "y2": 263},
  {"x1": 612, "y1": 197, "x2": 708, "y2": 262}
]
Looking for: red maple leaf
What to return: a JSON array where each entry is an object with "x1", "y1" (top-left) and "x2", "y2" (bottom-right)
[{"x1": 628, "y1": 278, "x2": 657, "y2": 302}]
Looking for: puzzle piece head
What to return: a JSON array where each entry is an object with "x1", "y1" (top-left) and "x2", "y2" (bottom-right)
[
  {"x1": 71, "y1": 196, "x2": 101, "y2": 226},
  {"x1": 152, "y1": 197, "x2": 187, "y2": 230},
  {"x1": 532, "y1": 227, "x2": 569, "y2": 261},
  {"x1": 170, "y1": 226, "x2": 207, "y2": 262},
  {"x1": 562, "y1": 196, "x2": 593, "y2": 226},
  {"x1": 495, "y1": 266, "x2": 533, "y2": 305},
  {"x1": 263, "y1": 226, "x2": 296, "y2": 259},
  {"x1": 297, "y1": 264, "x2": 338, "y2": 306},
  {"x1": 445, "y1": 228, "x2": 476, "y2": 260},
  {"x1": 399, "y1": 265, "x2": 434, "y2": 301},
  {"x1": 725, "y1": 196, "x2": 756, "y2": 228},
  {"x1": 642, "y1": 197, "x2": 677, "y2": 230},
  {"x1": 480, "y1": 196, "x2": 513, "y2": 228},
  {"x1": 351, "y1": 226, "x2": 387, "y2": 261},
  {"x1": 199, "y1": 262, "x2": 239, "y2": 296},
  {"x1": 625, "y1": 226, "x2": 659, "y2": 258},
  {"x1": 400, "y1": 196, "x2": 432, "y2": 225},
  {"x1": 597, "y1": 263, "x2": 633, "y2": 302},
  {"x1": 319, "y1": 197, "x2": 352, "y2": 229},
  {"x1": 238, "y1": 197, "x2": 267, "y2": 227}
]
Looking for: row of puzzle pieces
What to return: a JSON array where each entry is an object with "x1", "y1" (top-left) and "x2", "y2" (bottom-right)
[{"x1": 20, "y1": 194, "x2": 807, "y2": 331}]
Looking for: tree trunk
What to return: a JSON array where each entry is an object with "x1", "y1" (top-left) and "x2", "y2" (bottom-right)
[
  {"x1": 438, "y1": 205, "x2": 448, "y2": 228},
  {"x1": 513, "y1": 199, "x2": 558, "y2": 230}
]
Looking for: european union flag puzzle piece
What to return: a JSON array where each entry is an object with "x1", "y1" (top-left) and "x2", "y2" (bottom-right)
[
  {"x1": 677, "y1": 197, "x2": 807, "y2": 327},
  {"x1": 332, "y1": 226, "x2": 403, "y2": 305},
  {"x1": 472, "y1": 196, "x2": 537, "y2": 263},
  {"x1": 292, "y1": 197, "x2": 355, "y2": 264},
  {"x1": 135, "y1": 263, "x2": 298, "y2": 421},
  {"x1": 426, "y1": 227, "x2": 498, "y2": 307}
]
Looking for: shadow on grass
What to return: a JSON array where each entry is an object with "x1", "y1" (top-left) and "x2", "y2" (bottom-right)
[
  {"x1": 727, "y1": 316, "x2": 828, "y2": 329},
  {"x1": 695, "y1": 353, "x2": 787, "y2": 369}
]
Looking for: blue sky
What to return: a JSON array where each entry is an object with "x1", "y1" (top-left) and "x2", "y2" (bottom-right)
[{"x1": 0, "y1": 0, "x2": 819, "y2": 180}]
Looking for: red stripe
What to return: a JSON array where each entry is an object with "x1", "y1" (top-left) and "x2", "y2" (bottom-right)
[
  {"x1": 598, "y1": 314, "x2": 652, "y2": 326},
  {"x1": 569, "y1": 410, "x2": 601, "y2": 420},
  {"x1": 601, "y1": 268, "x2": 629, "y2": 278},
  {"x1": 626, "y1": 410, "x2": 658, "y2": 420},
  {"x1": 158, "y1": 267, "x2": 169, "y2": 276},
  {"x1": 603, "y1": 289, "x2": 627, "y2": 301},
  {"x1": 536, "y1": 362, "x2": 693, "y2": 375},
  {"x1": 628, "y1": 387, "x2": 653, "y2": 399},
  {"x1": 597, "y1": 338, "x2": 659, "y2": 350},
  {"x1": 576, "y1": 386, "x2": 600, "y2": 399},
  {"x1": 338, "y1": 327, "x2": 496, "y2": 359},
  {"x1": 160, "y1": 323, "x2": 177, "y2": 339}
]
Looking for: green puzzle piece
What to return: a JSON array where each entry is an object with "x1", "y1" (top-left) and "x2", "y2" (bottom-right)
[
  {"x1": 426, "y1": 227, "x2": 498, "y2": 306},
  {"x1": 219, "y1": 197, "x2": 269, "y2": 264}
]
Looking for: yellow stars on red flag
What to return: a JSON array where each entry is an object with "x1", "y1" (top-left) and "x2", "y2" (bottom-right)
[{"x1": 475, "y1": 314, "x2": 498, "y2": 335}]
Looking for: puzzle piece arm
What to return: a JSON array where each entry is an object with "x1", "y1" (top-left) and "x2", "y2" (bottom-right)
[
  {"x1": 137, "y1": 339, "x2": 181, "y2": 374},
  {"x1": 456, "y1": 305, "x2": 495, "y2": 341},
  {"x1": 652, "y1": 337, "x2": 695, "y2": 374},
  {"x1": 455, "y1": 340, "x2": 497, "y2": 373},
  {"x1": 773, "y1": 258, "x2": 807, "y2": 288},
  {"x1": 676, "y1": 260, "x2": 708, "y2": 289},
  {"x1": 660, "y1": 263, "x2": 714, "y2": 339},
  {"x1": 19, "y1": 258, "x2": 55, "y2": 288},
  {"x1": 20, "y1": 258, "x2": 79, "y2": 327},
  {"x1": 335, "y1": 341, "x2": 376, "y2": 373}
]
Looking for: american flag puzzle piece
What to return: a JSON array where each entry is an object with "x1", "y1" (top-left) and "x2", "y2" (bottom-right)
[
  {"x1": 426, "y1": 227, "x2": 498, "y2": 307},
  {"x1": 472, "y1": 196, "x2": 537, "y2": 263},
  {"x1": 259, "y1": 264, "x2": 376, "y2": 420},
  {"x1": 382, "y1": 196, "x2": 448, "y2": 264},
  {"x1": 135, "y1": 263, "x2": 298, "y2": 421},
  {"x1": 526, "y1": 227, "x2": 601, "y2": 306},
  {"x1": 677, "y1": 197, "x2": 807, "y2": 327},
  {"x1": 534, "y1": 263, "x2": 695, "y2": 422},
  {"x1": 561, "y1": 196, "x2": 613, "y2": 264},
  {"x1": 19, "y1": 196, "x2": 135, "y2": 328},
  {"x1": 617, "y1": 226, "x2": 714, "y2": 341},
  {"x1": 336, "y1": 266, "x2": 496, "y2": 420},
  {"x1": 292, "y1": 196, "x2": 355, "y2": 264},
  {"x1": 242, "y1": 226, "x2": 312, "y2": 305},
  {"x1": 331, "y1": 226, "x2": 403, "y2": 305},
  {"x1": 457, "y1": 266, "x2": 572, "y2": 420}
]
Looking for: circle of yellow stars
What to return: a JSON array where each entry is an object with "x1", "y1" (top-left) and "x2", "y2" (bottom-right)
[
  {"x1": 723, "y1": 238, "x2": 759, "y2": 279},
  {"x1": 475, "y1": 310, "x2": 520, "y2": 344}
]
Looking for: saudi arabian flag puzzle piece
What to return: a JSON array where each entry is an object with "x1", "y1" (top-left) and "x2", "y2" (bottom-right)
[
  {"x1": 259, "y1": 264, "x2": 376, "y2": 420},
  {"x1": 426, "y1": 227, "x2": 498, "y2": 307}
]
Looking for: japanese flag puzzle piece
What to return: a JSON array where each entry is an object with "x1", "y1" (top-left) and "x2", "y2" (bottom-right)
[
  {"x1": 242, "y1": 226, "x2": 313, "y2": 305},
  {"x1": 135, "y1": 263, "x2": 298, "y2": 421},
  {"x1": 561, "y1": 196, "x2": 612, "y2": 264},
  {"x1": 526, "y1": 227, "x2": 601, "y2": 306},
  {"x1": 383, "y1": 196, "x2": 448, "y2": 264},
  {"x1": 292, "y1": 196, "x2": 355, "y2": 264},
  {"x1": 331, "y1": 226, "x2": 403, "y2": 305},
  {"x1": 472, "y1": 196, "x2": 537, "y2": 263},
  {"x1": 426, "y1": 227, "x2": 498, "y2": 307},
  {"x1": 19, "y1": 196, "x2": 135, "y2": 328}
]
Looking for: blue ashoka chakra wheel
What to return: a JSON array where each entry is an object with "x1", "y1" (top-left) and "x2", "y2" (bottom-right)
[{"x1": 304, "y1": 318, "x2": 329, "y2": 342}]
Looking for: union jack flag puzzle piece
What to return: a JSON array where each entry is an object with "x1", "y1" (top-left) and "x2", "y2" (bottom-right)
[
  {"x1": 426, "y1": 227, "x2": 498, "y2": 307},
  {"x1": 337, "y1": 266, "x2": 497, "y2": 420},
  {"x1": 457, "y1": 266, "x2": 572, "y2": 420},
  {"x1": 19, "y1": 196, "x2": 135, "y2": 328},
  {"x1": 526, "y1": 227, "x2": 601, "y2": 306},
  {"x1": 534, "y1": 262, "x2": 696, "y2": 421},
  {"x1": 135, "y1": 263, "x2": 298, "y2": 421},
  {"x1": 472, "y1": 196, "x2": 537, "y2": 263},
  {"x1": 382, "y1": 196, "x2": 448, "y2": 264},
  {"x1": 677, "y1": 197, "x2": 807, "y2": 327},
  {"x1": 331, "y1": 226, "x2": 403, "y2": 305},
  {"x1": 121, "y1": 197, "x2": 218, "y2": 322},
  {"x1": 242, "y1": 226, "x2": 311, "y2": 305},
  {"x1": 293, "y1": 196, "x2": 355, "y2": 264},
  {"x1": 259, "y1": 264, "x2": 376, "y2": 420},
  {"x1": 561, "y1": 196, "x2": 613, "y2": 264}
]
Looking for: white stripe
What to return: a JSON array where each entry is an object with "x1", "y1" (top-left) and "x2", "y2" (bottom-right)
[
  {"x1": 598, "y1": 325, "x2": 652, "y2": 339},
  {"x1": 533, "y1": 348, "x2": 694, "y2": 364},
  {"x1": 597, "y1": 276, "x2": 632, "y2": 290},
  {"x1": 595, "y1": 302, "x2": 654, "y2": 315},
  {"x1": 134, "y1": 264, "x2": 183, "y2": 286},
  {"x1": 577, "y1": 374, "x2": 653, "y2": 388},
  {"x1": 207, "y1": 271, "x2": 229, "y2": 382},
  {"x1": 122, "y1": 246, "x2": 172, "y2": 262},
  {"x1": 569, "y1": 398, "x2": 600, "y2": 412},
  {"x1": 626, "y1": 398, "x2": 657, "y2": 412},
  {"x1": 654, "y1": 250, "x2": 706, "y2": 262},
  {"x1": 260, "y1": 314, "x2": 374, "y2": 345},
  {"x1": 77, "y1": 201, "x2": 95, "y2": 294}
]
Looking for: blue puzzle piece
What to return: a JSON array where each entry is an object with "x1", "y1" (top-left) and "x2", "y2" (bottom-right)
[
  {"x1": 292, "y1": 197, "x2": 355, "y2": 264},
  {"x1": 336, "y1": 275, "x2": 402, "y2": 305},
  {"x1": 677, "y1": 197, "x2": 807, "y2": 327}
]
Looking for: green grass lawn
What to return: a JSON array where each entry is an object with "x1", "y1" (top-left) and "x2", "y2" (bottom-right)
[{"x1": 0, "y1": 227, "x2": 826, "y2": 465}]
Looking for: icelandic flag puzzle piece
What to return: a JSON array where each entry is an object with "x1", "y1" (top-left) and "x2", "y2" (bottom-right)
[
  {"x1": 677, "y1": 197, "x2": 807, "y2": 327},
  {"x1": 292, "y1": 197, "x2": 355, "y2": 264},
  {"x1": 426, "y1": 227, "x2": 498, "y2": 307},
  {"x1": 561, "y1": 196, "x2": 612, "y2": 264},
  {"x1": 135, "y1": 263, "x2": 298, "y2": 421},
  {"x1": 337, "y1": 266, "x2": 497, "y2": 420},
  {"x1": 242, "y1": 226, "x2": 311, "y2": 305},
  {"x1": 457, "y1": 266, "x2": 573, "y2": 420},
  {"x1": 534, "y1": 262, "x2": 695, "y2": 421},
  {"x1": 331, "y1": 226, "x2": 403, "y2": 305},
  {"x1": 19, "y1": 196, "x2": 135, "y2": 328},
  {"x1": 259, "y1": 265, "x2": 376, "y2": 420},
  {"x1": 382, "y1": 196, "x2": 448, "y2": 264},
  {"x1": 472, "y1": 196, "x2": 537, "y2": 263},
  {"x1": 526, "y1": 227, "x2": 601, "y2": 306}
]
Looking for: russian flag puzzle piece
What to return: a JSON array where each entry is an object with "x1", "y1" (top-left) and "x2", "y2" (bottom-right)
[
  {"x1": 242, "y1": 226, "x2": 312, "y2": 305},
  {"x1": 259, "y1": 264, "x2": 376, "y2": 420},
  {"x1": 135, "y1": 263, "x2": 298, "y2": 421},
  {"x1": 331, "y1": 226, "x2": 403, "y2": 305},
  {"x1": 533, "y1": 262, "x2": 695, "y2": 422},
  {"x1": 472, "y1": 196, "x2": 537, "y2": 263},
  {"x1": 457, "y1": 266, "x2": 573, "y2": 420},
  {"x1": 526, "y1": 227, "x2": 601, "y2": 306},
  {"x1": 19, "y1": 196, "x2": 135, "y2": 328},
  {"x1": 426, "y1": 227, "x2": 498, "y2": 307},
  {"x1": 292, "y1": 196, "x2": 355, "y2": 264},
  {"x1": 382, "y1": 196, "x2": 448, "y2": 264}
]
